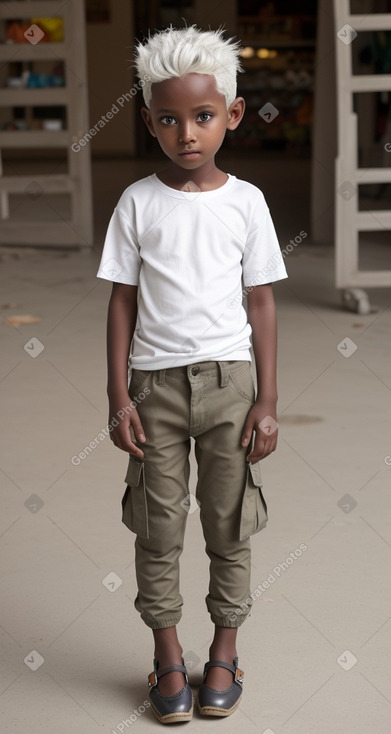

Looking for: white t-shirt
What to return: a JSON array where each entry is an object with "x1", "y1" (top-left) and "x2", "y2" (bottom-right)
[{"x1": 97, "y1": 173, "x2": 288, "y2": 370}]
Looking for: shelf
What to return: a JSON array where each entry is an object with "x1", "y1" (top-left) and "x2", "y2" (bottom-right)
[
  {"x1": 356, "y1": 168, "x2": 391, "y2": 184},
  {"x1": 0, "y1": 130, "x2": 69, "y2": 147},
  {"x1": 348, "y1": 13, "x2": 391, "y2": 31},
  {"x1": 0, "y1": 0, "x2": 92, "y2": 246},
  {"x1": 238, "y1": 12, "x2": 316, "y2": 45},
  {"x1": 0, "y1": 2, "x2": 64, "y2": 18},
  {"x1": 0, "y1": 42, "x2": 67, "y2": 61},
  {"x1": 240, "y1": 39, "x2": 315, "y2": 48},
  {"x1": 351, "y1": 75, "x2": 391, "y2": 93},
  {"x1": 357, "y1": 210, "x2": 391, "y2": 230},
  {"x1": 238, "y1": 85, "x2": 313, "y2": 92},
  {"x1": 0, "y1": 88, "x2": 69, "y2": 105},
  {"x1": 0, "y1": 220, "x2": 85, "y2": 246},
  {"x1": 0, "y1": 174, "x2": 74, "y2": 193}
]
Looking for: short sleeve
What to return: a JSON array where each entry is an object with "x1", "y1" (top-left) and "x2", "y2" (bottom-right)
[
  {"x1": 242, "y1": 193, "x2": 288, "y2": 287},
  {"x1": 96, "y1": 207, "x2": 141, "y2": 285}
]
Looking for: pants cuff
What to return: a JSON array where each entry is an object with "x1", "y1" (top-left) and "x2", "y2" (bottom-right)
[
  {"x1": 139, "y1": 612, "x2": 182, "y2": 629},
  {"x1": 210, "y1": 610, "x2": 251, "y2": 628}
]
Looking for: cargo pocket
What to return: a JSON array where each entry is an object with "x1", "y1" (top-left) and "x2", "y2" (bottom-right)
[
  {"x1": 239, "y1": 460, "x2": 268, "y2": 541},
  {"x1": 121, "y1": 455, "x2": 149, "y2": 539}
]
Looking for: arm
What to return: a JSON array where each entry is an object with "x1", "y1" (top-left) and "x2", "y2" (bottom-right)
[
  {"x1": 107, "y1": 282, "x2": 146, "y2": 459},
  {"x1": 241, "y1": 283, "x2": 279, "y2": 463}
]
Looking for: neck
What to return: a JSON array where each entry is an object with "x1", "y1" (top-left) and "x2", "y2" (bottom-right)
[{"x1": 158, "y1": 159, "x2": 227, "y2": 191}]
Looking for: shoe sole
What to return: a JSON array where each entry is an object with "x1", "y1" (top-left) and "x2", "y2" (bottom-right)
[
  {"x1": 151, "y1": 702, "x2": 193, "y2": 724},
  {"x1": 198, "y1": 693, "x2": 242, "y2": 717}
]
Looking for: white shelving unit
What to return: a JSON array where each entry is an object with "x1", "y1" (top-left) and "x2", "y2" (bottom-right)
[
  {"x1": 334, "y1": 0, "x2": 391, "y2": 313},
  {"x1": 0, "y1": 0, "x2": 93, "y2": 246}
]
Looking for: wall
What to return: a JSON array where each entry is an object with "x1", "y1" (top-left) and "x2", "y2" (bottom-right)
[{"x1": 86, "y1": 1, "x2": 136, "y2": 156}]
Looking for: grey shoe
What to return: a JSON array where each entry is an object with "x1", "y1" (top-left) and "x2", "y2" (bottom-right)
[
  {"x1": 198, "y1": 656, "x2": 244, "y2": 717},
  {"x1": 148, "y1": 658, "x2": 193, "y2": 724}
]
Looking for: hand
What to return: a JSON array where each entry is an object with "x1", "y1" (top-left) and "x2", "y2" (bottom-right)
[
  {"x1": 108, "y1": 397, "x2": 146, "y2": 459},
  {"x1": 241, "y1": 400, "x2": 278, "y2": 464}
]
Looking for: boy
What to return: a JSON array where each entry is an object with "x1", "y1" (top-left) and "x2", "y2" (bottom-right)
[{"x1": 97, "y1": 25, "x2": 288, "y2": 724}]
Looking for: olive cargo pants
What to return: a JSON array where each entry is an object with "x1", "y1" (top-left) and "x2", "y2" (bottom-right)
[{"x1": 121, "y1": 360, "x2": 268, "y2": 629}]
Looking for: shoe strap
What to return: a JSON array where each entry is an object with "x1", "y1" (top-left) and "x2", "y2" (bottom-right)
[
  {"x1": 148, "y1": 658, "x2": 188, "y2": 688},
  {"x1": 203, "y1": 658, "x2": 244, "y2": 684},
  {"x1": 203, "y1": 659, "x2": 236, "y2": 675},
  {"x1": 156, "y1": 663, "x2": 187, "y2": 678}
]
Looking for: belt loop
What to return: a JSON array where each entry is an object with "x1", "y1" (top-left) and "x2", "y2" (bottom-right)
[
  {"x1": 218, "y1": 361, "x2": 229, "y2": 387},
  {"x1": 156, "y1": 369, "x2": 166, "y2": 386}
]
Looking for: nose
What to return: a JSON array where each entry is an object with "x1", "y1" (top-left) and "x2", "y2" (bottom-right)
[{"x1": 178, "y1": 121, "x2": 196, "y2": 144}]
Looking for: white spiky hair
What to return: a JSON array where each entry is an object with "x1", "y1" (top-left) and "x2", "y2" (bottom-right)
[{"x1": 134, "y1": 24, "x2": 243, "y2": 109}]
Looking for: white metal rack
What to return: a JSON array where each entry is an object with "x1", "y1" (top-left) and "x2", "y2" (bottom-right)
[
  {"x1": 334, "y1": 1, "x2": 391, "y2": 313},
  {"x1": 0, "y1": 0, "x2": 93, "y2": 246}
]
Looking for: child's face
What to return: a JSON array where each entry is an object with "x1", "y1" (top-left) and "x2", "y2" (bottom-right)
[{"x1": 141, "y1": 73, "x2": 244, "y2": 171}]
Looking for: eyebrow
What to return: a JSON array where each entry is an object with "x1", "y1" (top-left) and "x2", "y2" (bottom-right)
[{"x1": 155, "y1": 104, "x2": 217, "y2": 113}]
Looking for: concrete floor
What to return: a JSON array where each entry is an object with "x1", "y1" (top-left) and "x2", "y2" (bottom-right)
[{"x1": 1, "y1": 155, "x2": 391, "y2": 733}]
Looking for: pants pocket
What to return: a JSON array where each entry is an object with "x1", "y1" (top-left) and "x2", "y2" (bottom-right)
[
  {"x1": 227, "y1": 361, "x2": 255, "y2": 402},
  {"x1": 239, "y1": 460, "x2": 268, "y2": 541},
  {"x1": 121, "y1": 455, "x2": 149, "y2": 539},
  {"x1": 128, "y1": 369, "x2": 152, "y2": 402}
]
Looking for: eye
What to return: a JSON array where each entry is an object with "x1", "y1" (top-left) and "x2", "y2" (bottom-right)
[
  {"x1": 161, "y1": 116, "x2": 176, "y2": 125},
  {"x1": 197, "y1": 112, "x2": 213, "y2": 122}
]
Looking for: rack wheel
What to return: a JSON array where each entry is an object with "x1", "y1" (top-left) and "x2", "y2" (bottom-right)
[{"x1": 341, "y1": 288, "x2": 376, "y2": 315}]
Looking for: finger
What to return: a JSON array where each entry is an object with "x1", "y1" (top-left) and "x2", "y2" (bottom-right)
[
  {"x1": 248, "y1": 435, "x2": 277, "y2": 462},
  {"x1": 120, "y1": 436, "x2": 145, "y2": 459},
  {"x1": 247, "y1": 435, "x2": 267, "y2": 462},
  {"x1": 113, "y1": 427, "x2": 145, "y2": 458},
  {"x1": 128, "y1": 443, "x2": 145, "y2": 460},
  {"x1": 129, "y1": 414, "x2": 146, "y2": 443},
  {"x1": 241, "y1": 421, "x2": 254, "y2": 448}
]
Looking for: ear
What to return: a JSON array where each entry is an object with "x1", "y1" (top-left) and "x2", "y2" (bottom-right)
[
  {"x1": 227, "y1": 97, "x2": 245, "y2": 131},
  {"x1": 141, "y1": 107, "x2": 157, "y2": 137}
]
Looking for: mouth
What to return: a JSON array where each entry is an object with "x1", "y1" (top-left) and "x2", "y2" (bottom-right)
[{"x1": 179, "y1": 151, "x2": 200, "y2": 157}]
